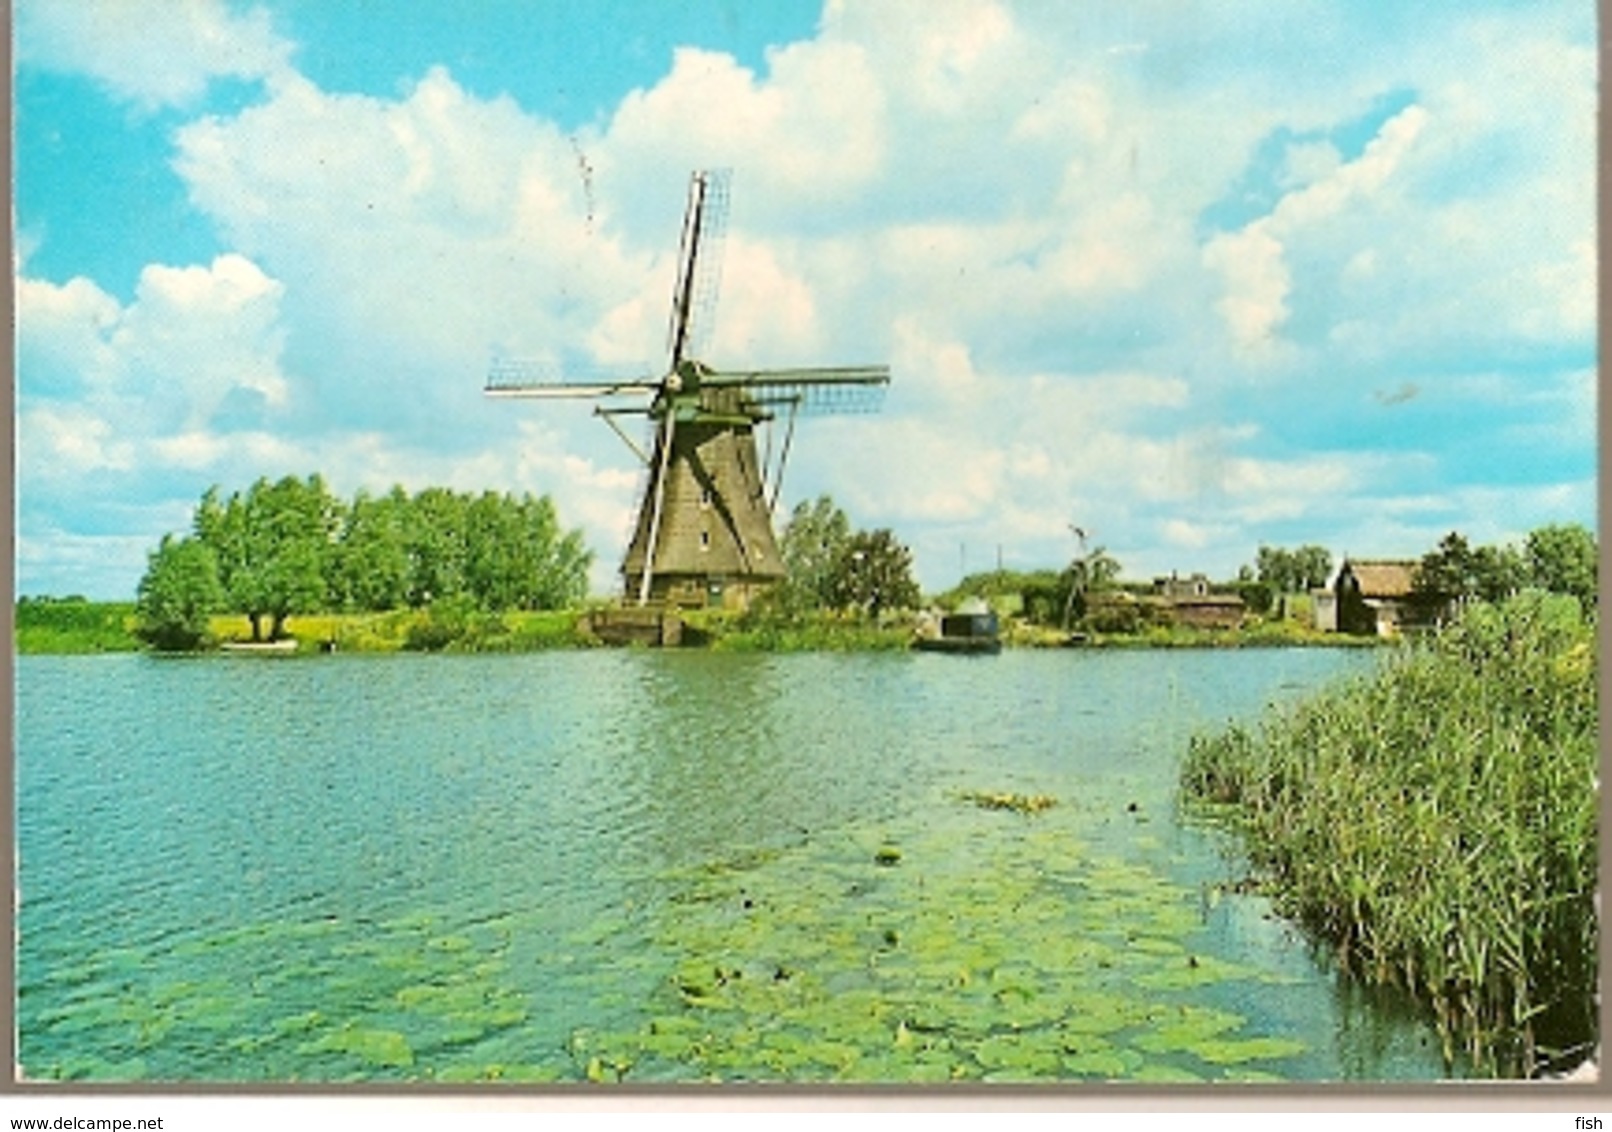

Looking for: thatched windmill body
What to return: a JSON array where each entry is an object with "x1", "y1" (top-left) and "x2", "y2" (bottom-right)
[{"x1": 488, "y1": 170, "x2": 889, "y2": 610}]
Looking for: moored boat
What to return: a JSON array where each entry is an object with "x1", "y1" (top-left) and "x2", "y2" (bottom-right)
[{"x1": 914, "y1": 606, "x2": 1001, "y2": 654}]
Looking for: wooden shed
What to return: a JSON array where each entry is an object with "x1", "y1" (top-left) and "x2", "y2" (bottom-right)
[
  {"x1": 1334, "y1": 559, "x2": 1419, "y2": 636},
  {"x1": 1150, "y1": 573, "x2": 1246, "y2": 630}
]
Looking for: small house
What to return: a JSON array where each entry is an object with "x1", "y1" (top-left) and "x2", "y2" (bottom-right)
[
  {"x1": 1149, "y1": 573, "x2": 1247, "y2": 630},
  {"x1": 1334, "y1": 559, "x2": 1419, "y2": 636}
]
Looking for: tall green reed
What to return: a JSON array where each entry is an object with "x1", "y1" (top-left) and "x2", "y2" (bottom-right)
[{"x1": 1182, "y1": 593, "x2": 1598, "y2": 1076}]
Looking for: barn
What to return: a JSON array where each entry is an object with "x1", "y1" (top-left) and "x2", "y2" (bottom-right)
[{"x1": 1334, "y1": 559, "x2": 1420, "y2": 636}]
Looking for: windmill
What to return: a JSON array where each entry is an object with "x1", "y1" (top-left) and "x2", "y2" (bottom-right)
[{"x1": 486, "y1": 169, "x2": 890, "y2": 611}]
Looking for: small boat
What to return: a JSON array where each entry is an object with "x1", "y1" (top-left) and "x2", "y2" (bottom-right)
[
  {"x1": 914, "y1": 608, "x2": 1002, "y2": 655},
  {"x1": 220, "y1": 639, "x2": 300, "y2": 654}
]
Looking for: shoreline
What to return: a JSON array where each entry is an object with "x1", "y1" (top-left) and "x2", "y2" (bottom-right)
[
  {"x1": 15, "y1": 598, "x2": 1390, "y2": 657},
  {"x1": 18, "y1": 599, "x2": 1392, "y2": 661}
]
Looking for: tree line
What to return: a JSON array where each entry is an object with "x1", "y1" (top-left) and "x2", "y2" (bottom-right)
[
  {"x1": 1414, "y1": 524, "x2": 1597, "y2": 611},
  {"x1": 765, "y1": 495, "x2": 922, "y2": 618},
  {"x1": 137, "y1": 475, "x2": 592, "y2": 649}
]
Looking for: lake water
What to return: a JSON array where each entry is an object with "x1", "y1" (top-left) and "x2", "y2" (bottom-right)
[{"x1": 15, "y1": 647, "x2": 1457, "y2": 1083}]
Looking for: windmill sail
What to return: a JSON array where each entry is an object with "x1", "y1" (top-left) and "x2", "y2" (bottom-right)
[
  {"x1": 667, "y1": 169, "x2": 729, "y2": 369},
  {"x1": 487, "y1": 168, "x2": 890, "y2": 611}
]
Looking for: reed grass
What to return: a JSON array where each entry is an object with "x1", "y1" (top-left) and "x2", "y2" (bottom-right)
[{"x1": 1181, "y1": 593, "x2": 1598, "y2": 1076}]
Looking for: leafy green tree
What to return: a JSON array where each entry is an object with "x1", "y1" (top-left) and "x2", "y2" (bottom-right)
[
  {"x1": 1232, "y1": 579, "x2": 1275, "y2": 617},
  {"x1": 1254, "y1": 546, "x2": 1292, "y2": 592},
  {"x1": 135, "y1": 535, "x2": 225, "y2": 650},
  {"x1": 1415, "y1": 532, "x2": 1481, "y2": 605},
  {"x1": 1472, "y1": 542, "x2": 1529, "y2": 603},
  {"x1": 1418, "y1": 532, "x2": 1536, "y2": 607},
  {"x1": 186, "y1": 477, "x2": 592, "y2": 626},
  {"x1": 1293, "y1": 545, "x2": 1333, "y2": 592},
  {"x1": 514, "y1": 493, "x2": 591, "y2": 609},
  {"x1": 824, "y1": 528, "x2": 921, "y2": 616},
  {"x1": 1256, "y1": 544, "x2": 1332, "y2": 593},
  {"x1": 405, "y1": 487, "x2": 470, "y2": 607},
  {"x1": 1063, "y1": 546, "x2": 1122, "y2": 627},
  {"x1": 461, "y1": 491, "x2": 591, "y2": 610},
  {"x1": 774, "y1": 495, "x2": 853, "y2": 613},
  {"x1": 253, "y1": 474, "x2": 340, "y2": 640},
  {"x1": 465, "y1": 490, "x2": 525, "y2": 609},
  {"x1": 194, "y1": 474, "x2": 339, "y2": 640},
  {"x1": 330, "y1": 487, "x2": 412, "y2": 611},
  {"x1": 1527, "y1": 523, "x2": 1597, "y2": 609}
]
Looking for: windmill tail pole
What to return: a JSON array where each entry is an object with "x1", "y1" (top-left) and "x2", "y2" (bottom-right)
[{"x1": 767, "y1": 397, "x2": 802, "y2": 514}]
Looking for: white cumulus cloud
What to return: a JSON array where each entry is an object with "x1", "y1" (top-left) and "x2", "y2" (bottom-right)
[{"x1": 17, "y1": 0, "x2": 294, "y2": 110}]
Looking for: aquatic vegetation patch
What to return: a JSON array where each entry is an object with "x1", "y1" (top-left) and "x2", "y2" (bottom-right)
[
  {"x1": 18, "y1": 910, "x2": 534, "y2": 1082},
  {"x1": 960, "y1": 790, "x2": 1058, "y2": 815},
  {"x1": 562, "y1": 801, "x2": 1309, "y2": 1083}
]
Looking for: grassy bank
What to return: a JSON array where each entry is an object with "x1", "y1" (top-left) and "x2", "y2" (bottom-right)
[
  {"x1": 14, "y1": 598, "x2": 141, "y2": 653},
  {"x1": 684, "y1": 608, "x2": 918, "y2": 652},
  {"x1": 1071, "y1": 620, "x2": 1381, "y2": 650},
  {"x1": 19, "y1": 599, "x2": 1388, "y2": 655},
  {"x1": 207, "y1": 606, "x2": 597, "y2": 653},
  {"x1": 1181, "y1": 593, "x2": 1598, "y2": 1076}
]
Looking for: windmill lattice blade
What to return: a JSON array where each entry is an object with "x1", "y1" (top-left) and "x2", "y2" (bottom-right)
[
  {"x1": 684, "y1": 169, "x2": 729, "y2": 364},
  {"x1": 705, "y1": 365, "x2": 890, "y2": 415},
  {"x1": 666, "y1": 169, "x2": 730, "y2": 368},
  {"x1": 485, "y1": 358, "x2": 659, "y2": 399}
]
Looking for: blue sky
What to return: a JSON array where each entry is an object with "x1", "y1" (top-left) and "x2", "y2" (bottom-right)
[{"x1": 14, "y1": 1, "x2": 1597, "y2": 598}]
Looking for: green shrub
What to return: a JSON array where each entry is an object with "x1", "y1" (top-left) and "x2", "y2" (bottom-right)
[{"x1": 403, "y1": 596, "x2": 509, "y2": 652}]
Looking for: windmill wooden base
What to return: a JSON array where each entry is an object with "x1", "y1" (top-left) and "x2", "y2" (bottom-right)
[{"x1": 583, "y1": 607, "x2": 684, "y2": 647}]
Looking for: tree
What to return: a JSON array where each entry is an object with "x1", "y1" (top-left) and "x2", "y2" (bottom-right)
[
  {"x1": 461, "y1": 490, "x2": 591, "y2": 610},
  {"x1": 183, "y1": 477, "x2": 594, "y2": 629},
  {"x1": 823, "y1": 528, "x2": 921, "y2": 616},
  {"x1": 510, "y1": 492, "x2": 591, "y2": 610},
  {"x1": 404, "y1": 487, "x2": 470, "y2": 607},
  {"x1": 1233, "y1": 579, "x2": 1275, "y2": 616},
  {"x1": 1291, "y1": 545, "x2": 1333, "y2": 592},
  {"x1": 774, "y1": 495, "x2": 853, "y2": 613},
  {"x1": 330, "y1": 487, "x2": 412, "y2": 612},
  {"x1": 1472, "y1": 542, "x2": 1529, "y2": 603},
  {"x1": 1254, "y1": 546, "x2": 1293, "y2": 593},
  {"x1": 1527, "y1": 523, "x2": 1597, "y2": 609},
  {"x1": 1255, "y1": 544, "x2": 1332, "y2": 593},
  {"x1": 135, "y1": 535, "x2": 225, "y2": 650},
  {"x1": 1063, "y1": 546, "x2": 1122, "y2": 628},
  {"x1": 1415, "y1": 531, "x2": 1481, "y2": 606},
  {"x1": 1417, "y1": 526, "x2": 1595, "y2": 617},
  {"x1": 194, "y1": 474, "x2": 340, "y2": 640}
]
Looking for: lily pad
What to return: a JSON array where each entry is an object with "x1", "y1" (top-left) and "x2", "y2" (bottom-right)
[
  {"x1": 1134, "y1": 1006, "x2": 1248, "y2": 1055},
  {"x1": 1063, "y1": 1045, "x2": 1144, "y2": 1078},
  {"x1": 303, "y1": 1025, "x2": 415, "y2": 1069},
  {"x1": 1133, "y1": 1062, "x2": 1206, "y2": 1083},
  {"x1": 1191, "y1": 1036, "x2": 1308, "y2": 1066}
]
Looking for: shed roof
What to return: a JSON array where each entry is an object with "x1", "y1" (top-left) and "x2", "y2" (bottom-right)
[
  {"x1": 1343, "y1": 559, "x2": 1418, "y2": 599},
  {"x1": 1168, "y1": 594, "x2": 1247, "y2": 609}
]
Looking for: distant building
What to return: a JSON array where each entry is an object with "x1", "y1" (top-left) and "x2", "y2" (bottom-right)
[
  {"x1": 1154, "y1": 572, "x2": 1212, "y2": 600},
  {"x1": 1333, "y1": 559, "x2": 1420, "y2": 636},
  {"x1": 1149, "y1": 572, "x2": 1246, "y2": 630},
  {"x1": 1311, "y1": 586, "x2": 1339, "y2": 632}
]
